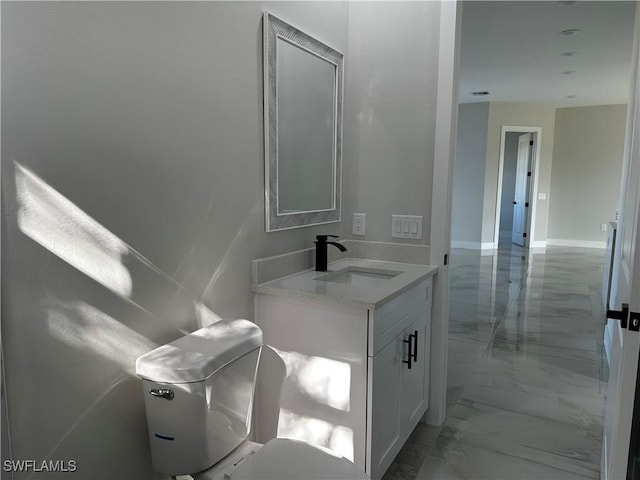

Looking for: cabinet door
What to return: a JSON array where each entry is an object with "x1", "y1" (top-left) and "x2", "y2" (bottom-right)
[
  {"x1": 369, "y1": 335, "x2": 402, "y2": 479},
  {"x1": 369, "y1": 302, "x2": 429, "y2": 479},
  {"x1": 400, "y1": 301, "x2": 430, "y2": 434}
]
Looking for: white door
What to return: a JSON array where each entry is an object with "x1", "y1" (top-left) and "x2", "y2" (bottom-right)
[
  {"x1": 603, "y1": 5, "x2": 640, "y2": 478},
  {"x1": 603, "y1": 142, "x2": 640, "y2": 480},
  {"x1": 512, "y1": 133, "x2": 533, "y2": 246}
]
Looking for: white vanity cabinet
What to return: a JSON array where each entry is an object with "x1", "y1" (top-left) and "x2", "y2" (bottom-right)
[{"x1": 254, "y1": 274, "x2": 432, "y2": 480}]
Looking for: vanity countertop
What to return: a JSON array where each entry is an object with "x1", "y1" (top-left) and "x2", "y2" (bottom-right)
[{"x1": 253, "y1": 258, "x2": 437, "y2": 309}]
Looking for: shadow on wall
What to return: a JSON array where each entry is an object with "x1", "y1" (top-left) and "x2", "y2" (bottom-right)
[{"x1": 2, "y1": 161, "x2": 242, "y2": 478}]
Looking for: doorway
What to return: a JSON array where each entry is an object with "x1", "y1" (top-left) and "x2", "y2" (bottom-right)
[{"x1": 494, "y1": 126, "x2": 542, "y2": 248}]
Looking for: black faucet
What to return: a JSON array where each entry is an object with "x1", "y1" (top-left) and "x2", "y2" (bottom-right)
[{"x1": 314, "y1": 235, "x2": 347, "y2": 272}]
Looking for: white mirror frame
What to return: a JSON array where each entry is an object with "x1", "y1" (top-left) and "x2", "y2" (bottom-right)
[{"x1": 263, "y1": 12, "x2": 343, "y2": 232}]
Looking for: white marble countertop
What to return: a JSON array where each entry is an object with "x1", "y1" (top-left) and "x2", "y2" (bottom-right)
[{"x1": 253, "y1": 258, "x2": 438, "y2": 309}]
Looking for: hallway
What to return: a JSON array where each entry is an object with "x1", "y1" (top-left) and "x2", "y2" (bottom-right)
[{"x1": 385, "y1": 244, "x2": 607, "y2": 479}]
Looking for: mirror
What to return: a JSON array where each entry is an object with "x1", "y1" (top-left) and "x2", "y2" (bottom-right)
[{"x1": 263, "y1": 12, "x2": 343, "y2": 231}]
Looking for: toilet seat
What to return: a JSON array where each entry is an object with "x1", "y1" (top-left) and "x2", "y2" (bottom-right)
[{"x1": 193, "y1": 438, "x2": 368, "y2": 480}]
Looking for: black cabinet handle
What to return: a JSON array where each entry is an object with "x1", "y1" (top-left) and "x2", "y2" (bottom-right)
[
  {"x1": 403, "y1": 336, "x2": 413, "y2": 369},
  {"x1": 403, "y1": 330, "x2": 419, "y2": 370},
  {"x1": 412, "y1": 330, "x2": 418, "y2": 362}
]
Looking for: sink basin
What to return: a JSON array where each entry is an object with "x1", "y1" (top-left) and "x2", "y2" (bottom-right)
[{"x1": 317, "y1": 266, "x2": 401, "y2": 287}]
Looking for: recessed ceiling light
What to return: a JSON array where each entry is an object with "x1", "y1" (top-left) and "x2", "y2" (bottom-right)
[
  {"x1": 566, "y1": 95, "x2": 577, "y2": 99},
  {"x1": 471, "y1": 91, "x2": 490, "y2": 96},
  {"x1": 562, "y1": 51, "x2": 579, "y2": 57},
  {"x1": 560, "y1": 28, "x2": 581, "y2": 36},
  {"x1": 562, "y1": 70, "x2": 576, "y2": 75}
]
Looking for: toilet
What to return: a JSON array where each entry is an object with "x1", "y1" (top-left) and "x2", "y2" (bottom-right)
[{"x1": 135, "y1": 319, "x2": 368, "y2": 480}]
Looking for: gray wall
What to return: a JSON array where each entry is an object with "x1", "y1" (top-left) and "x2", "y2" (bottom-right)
[
  {"x1": 451, "y1": 102, "x2": 489, "y2": 246},
  {"x1": 484, "y1": 102, "x2": 557, "y2": 244},
  {"x1": 499, "y1": 132, "x2": 521, "y2": 234},
  {"x1": 342, "y1": 1, "x2": 440, "y2": 244},
  {"x1": 548, "y1": 104, "x2": 627, "y2": 244},
  {"x1": 452, "y1": 101, "x2": 627, "y2": 249},
  {"x1": 451, "y1": 102, "x2": 556, "y2": 247},
  {"x1": 1, "y1": 3, "x2": 347, "y2": 478}
]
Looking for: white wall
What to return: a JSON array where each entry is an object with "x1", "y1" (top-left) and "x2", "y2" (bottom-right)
[
  {"x1": 342, "y1": 1, "x2": 440, "y2": 244},
  {"x1": 548, "y1": 104, "x2": 627, "y2": 246},
  {"x1": 450, "y1": 102, "x2": 489, "y2": 247},
  {"x1": 1, "y1": 3, "x2": 347, "y2": 478},
  {"x1": 341, "y1": 2, "x2": 448, "y2": 427}
]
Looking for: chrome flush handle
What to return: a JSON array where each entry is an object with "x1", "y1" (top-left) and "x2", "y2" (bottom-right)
[{"x1": 149, "y1": 388, "x2": 174, "y2": 400}]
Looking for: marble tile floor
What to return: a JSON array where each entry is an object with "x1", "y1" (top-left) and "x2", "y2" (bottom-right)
[{"x1": 383, "y1": 243, "x2": 608, "y2": 480}]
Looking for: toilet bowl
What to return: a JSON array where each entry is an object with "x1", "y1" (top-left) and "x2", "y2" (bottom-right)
[{"x1": 135, "y1": 319, "x2": 367, "y2": 480}]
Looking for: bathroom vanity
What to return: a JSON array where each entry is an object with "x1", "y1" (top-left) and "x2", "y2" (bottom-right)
[{"x1": 253, "y1": 258, "x2": 437, "y2": 480}]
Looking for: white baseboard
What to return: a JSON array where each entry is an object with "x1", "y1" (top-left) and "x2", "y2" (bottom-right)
[
  {"x1": 546, "y1": 238, "x2": 606, "y2": 249},
  {"x1": 455, "y1": 239, "x2": 606, "y2": 250},
  {"x1": 451, "y1": 241, "x2": 481, "y2": 250},
  {"x1": 452, "y1": 240, "x2": 548, "y2": 251},
  {"x1": 450, "y1": 241, "x2": 498, "y2": 251}
]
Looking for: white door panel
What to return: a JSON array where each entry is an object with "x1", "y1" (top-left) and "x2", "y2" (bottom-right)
[
  {"x1": 512, "y1": 133, "x2": 532, "y2": 246},
  {"x1": 603, "y1": 5, "x2": 640, "y2": 479}
]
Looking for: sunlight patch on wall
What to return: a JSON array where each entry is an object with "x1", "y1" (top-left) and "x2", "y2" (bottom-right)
[
  {"x1": 15, "y1": 162, "x2": 132, "y2": 298},
  {"x1": 195, "y1": 302, "x2": 223, "y2": 327},
  {"x1": 201, "y1": 202, "x2": 263, "y2": 300},
  {"x1": 273, "y1": 348, "x2": 351, "y2": 412},
  {"x1": 277, "y1": 408, "x2": 354, "y2": 462},
  {"x1": 47, "y1": 300, "x2": 154, "y2": 374}
]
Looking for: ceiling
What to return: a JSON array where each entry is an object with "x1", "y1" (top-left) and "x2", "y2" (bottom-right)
[{"x1": 458, "y1": 1, "x2": 637, "y2": 107}]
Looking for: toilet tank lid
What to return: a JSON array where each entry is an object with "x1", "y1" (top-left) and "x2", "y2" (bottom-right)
[{"x1": 135, "y1": 319, "x2": 262, "y2": 383}]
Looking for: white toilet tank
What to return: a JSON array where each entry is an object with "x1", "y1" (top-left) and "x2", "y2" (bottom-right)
[{"x1": 135, "y1": 319, "x2": 262, "y2": 476}]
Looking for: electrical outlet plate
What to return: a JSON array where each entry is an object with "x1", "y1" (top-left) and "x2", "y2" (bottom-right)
[
  {"x1": 353, "y1": 213, "x2": 366, "y2": 236},
  {"x1": 391, "y1": 215, "x2": 422, "y2": 239}
]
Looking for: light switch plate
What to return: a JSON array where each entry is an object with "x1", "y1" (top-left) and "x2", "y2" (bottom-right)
[{"x1": 391, "y1": 215, "x2": 422, "y2": 239}]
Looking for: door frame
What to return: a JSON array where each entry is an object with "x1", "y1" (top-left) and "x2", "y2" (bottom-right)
[
  {"x1": 494, "y1": 126, "x2": 542, "y2": 248},
  {"x1": 426, "y1": 0, "x2": 460, "y2": 426},
  {"x1": 436, "y1": 1, "x2": 639, "y2": 475}
]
